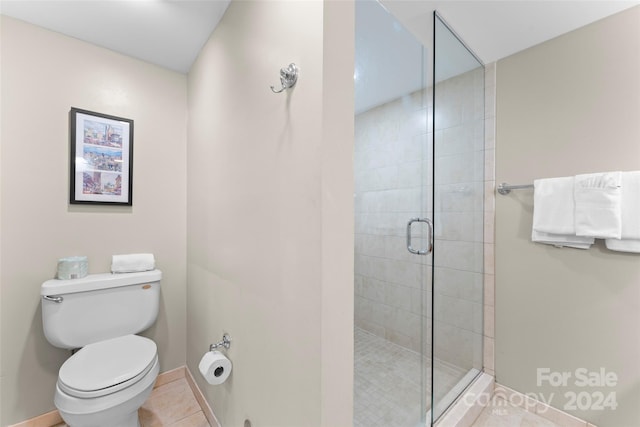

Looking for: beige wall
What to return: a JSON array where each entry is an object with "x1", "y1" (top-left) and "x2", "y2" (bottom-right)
[
  {"x1": 186, "y1": 1, "x2": 353, "y2": 427},
  {"x1": 0, "y1": 16, "x2": 187, "y2": 425},
  {"x1": 0, "y1": 14, "x2": 4, "y2": 425},
  {"x1": 495, "y1": 6, "x2": 640, "y2": 427},
  {"x1": 319, "y1": 2, "x2": 355, "y2": 424}
]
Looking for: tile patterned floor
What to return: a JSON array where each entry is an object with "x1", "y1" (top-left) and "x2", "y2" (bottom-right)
[
  {"x1": 52, "y1": 337, "x2": 558, "y2": 427},
  {"x1": 354, "y1": 327, "x2": 467, "y2": 427},
  {"x1": 355, "y1": 328, "x2": 569, "y2": 427},
  {"x1": 354, "y1": 328, "x2": 426, "y2": 427},
  {"x1": 54, "y1": 377, "x2": 211, "y2": 427},
  {"x1": 471, "y1": 397, "x2": 564, "y2": 427}
]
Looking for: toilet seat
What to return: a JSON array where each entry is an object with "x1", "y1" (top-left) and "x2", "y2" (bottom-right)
[{"x1": 58, "y1": 335, "x2": 157, "y2": 399}]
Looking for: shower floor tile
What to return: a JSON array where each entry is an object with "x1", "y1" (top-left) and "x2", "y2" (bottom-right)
[
  {"x1": 354, "y1": 328, "x2": 423, "y2": 427},
  {"x1": 355, "y1": 327, "x2": 470, "y2": 427},
  {"x1": 354, "y1": 328, "x2": 426, "y2": 427}
]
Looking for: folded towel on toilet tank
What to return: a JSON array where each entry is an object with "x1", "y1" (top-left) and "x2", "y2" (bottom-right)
[{"x1": 111, "y1": 253, "x2": 155, "y2": 273}]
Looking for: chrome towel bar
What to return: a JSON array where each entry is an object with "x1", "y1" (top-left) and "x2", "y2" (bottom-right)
[{"x1": 497, "y1": 182, "x2": 534, "y2": 195}]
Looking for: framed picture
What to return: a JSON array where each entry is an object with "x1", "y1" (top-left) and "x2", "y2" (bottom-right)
[{"x1": 69, "y1": 108, "x2": 133, "y2": 205}]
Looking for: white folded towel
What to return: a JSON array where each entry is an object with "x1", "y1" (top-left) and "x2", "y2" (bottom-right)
[
  {"x1": 532, "y1": 177, "x2": 592, "y2": 249},
  {"x1": 532, "y1": 176, "x2": 576, "y2": 235},
  {"x1": 605, "y1": 171, "x2": 640, "y2": 253},
  {"x1": 111, "y1": 253, "x2": 155, "y2": 273},
  {"x1": 574, "y1": 172, "x2": 622, "y2": 239},
  {"x1": 532, "y1": 230, "x2": 594, "y2": 250},
  {"x1": 605, "y1": 239, "x2": 640, "y2": 253}
]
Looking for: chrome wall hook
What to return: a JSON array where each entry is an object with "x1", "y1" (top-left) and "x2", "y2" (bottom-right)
[
  {"x1": 209, "y1": 333, "x2": 232, "y2": 351},
  {"x1": 270, "y1": 63, "x2": 298, "y2": 93}
]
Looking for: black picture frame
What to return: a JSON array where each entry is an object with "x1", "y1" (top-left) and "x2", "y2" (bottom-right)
[{"x1": 69, "y1": 107, "x2": 133, "y2": 205}]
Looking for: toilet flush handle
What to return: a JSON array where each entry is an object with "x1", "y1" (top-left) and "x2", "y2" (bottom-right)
[{"x1": 43, "y1": 295, "x2": 64, "y2": 303}]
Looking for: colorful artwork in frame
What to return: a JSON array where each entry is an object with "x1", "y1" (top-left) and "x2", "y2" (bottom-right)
[{"x1": 69, "y1": 107, "x2": 133, "y2": 205}]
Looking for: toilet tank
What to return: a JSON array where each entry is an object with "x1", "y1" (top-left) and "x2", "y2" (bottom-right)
[{"x1": 41, "y1": 270, "x2": 161, "y2": 349}]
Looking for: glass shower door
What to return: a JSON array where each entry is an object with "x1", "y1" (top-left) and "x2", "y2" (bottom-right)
[
  {"x1": 355, "y1": 4, "x2": 485, "y2": 426},
  {"x1": 431, "y1": 12, "x2": 485, "y2": 423},
  {"x1": 354, "y1": 1, "x2": 432, "y2": 426}
]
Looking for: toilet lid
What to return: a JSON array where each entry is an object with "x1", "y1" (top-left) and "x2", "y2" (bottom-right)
[{"x1": 59, "y1": 335, "x2": 157, "y2": 393}]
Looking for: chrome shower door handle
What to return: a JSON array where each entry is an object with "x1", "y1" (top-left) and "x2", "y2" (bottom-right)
[{"x1": 406, "y1": 217, "x2": 433, "y2": 255}]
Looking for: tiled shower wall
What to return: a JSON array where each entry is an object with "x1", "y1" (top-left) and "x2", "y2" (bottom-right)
[
  {"x1": 354, "y1": 88, "x2": 432, "y2": 354},
  {"x1": 433, "y1": 66, "x2": 485, "y2": 372},
  {"x1": 355, "y1": 64, "x2": 495, "y2": 374},
  {"x1": 483, "y1": 63, "x2": 496, "y2": 377}
]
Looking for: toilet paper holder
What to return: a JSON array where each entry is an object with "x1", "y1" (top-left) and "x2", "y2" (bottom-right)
[{"x1": 209, "y1": 334, "x2": 232, "y2": 351}]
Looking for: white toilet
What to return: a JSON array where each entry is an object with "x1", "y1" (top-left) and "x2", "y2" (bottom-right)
[{"x1": 41, "y1": 270, "x2": 162, "y2": 427}]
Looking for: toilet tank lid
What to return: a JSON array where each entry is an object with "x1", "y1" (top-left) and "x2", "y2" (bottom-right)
[{"x1": 41, "y1": 269, "x2": 162, "y2": 296}]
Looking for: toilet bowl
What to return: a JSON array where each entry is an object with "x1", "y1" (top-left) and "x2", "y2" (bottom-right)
[
  {"x1": 41, "y1": 270, "x2": 163, "y2": 427},
  {"x1": 54, "y1": 335, "x2": 159, "y2": 427}
]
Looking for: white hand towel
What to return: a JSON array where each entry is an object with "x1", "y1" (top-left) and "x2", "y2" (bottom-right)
[
  {"x1": 574, "y1": 172, "x2": 622, "y2": 239},
  {"x1": 532, "y1": 177, "x2": 590, "y2": 249},
  {"x1": 605, "y1": 239, "x2": 640, "y2": 253},
  {"x1": 532, "y1": 176, "x2": 576, "y2": 235},
  {"x1": 111, "y1": 253, "x2": 155, "y2": 273},
  {"x1": 532, "y1": 230, "x2": 594, "y2": 250},
  {"x1": 604, "y1": 171, "x2": 640, "y2": 253}
]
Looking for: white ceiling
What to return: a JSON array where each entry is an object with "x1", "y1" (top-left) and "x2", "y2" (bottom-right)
[
  {"x1": 356, "y1": 0, "x2": 640, "y2": 113},
  {"x1": 382, "y1": 0, "x2": 640, "y2": 66},
  {"x1": 0, "y1": 0, "x2": 231, "y2": 74},
  {"x1": 1, "y1": 0, "x2": 638, "y2": 109}
]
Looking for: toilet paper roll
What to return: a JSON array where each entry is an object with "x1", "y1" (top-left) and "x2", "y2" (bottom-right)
[{"x1": 199, "y1": 351, "x2": 232, "y2": 385}]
